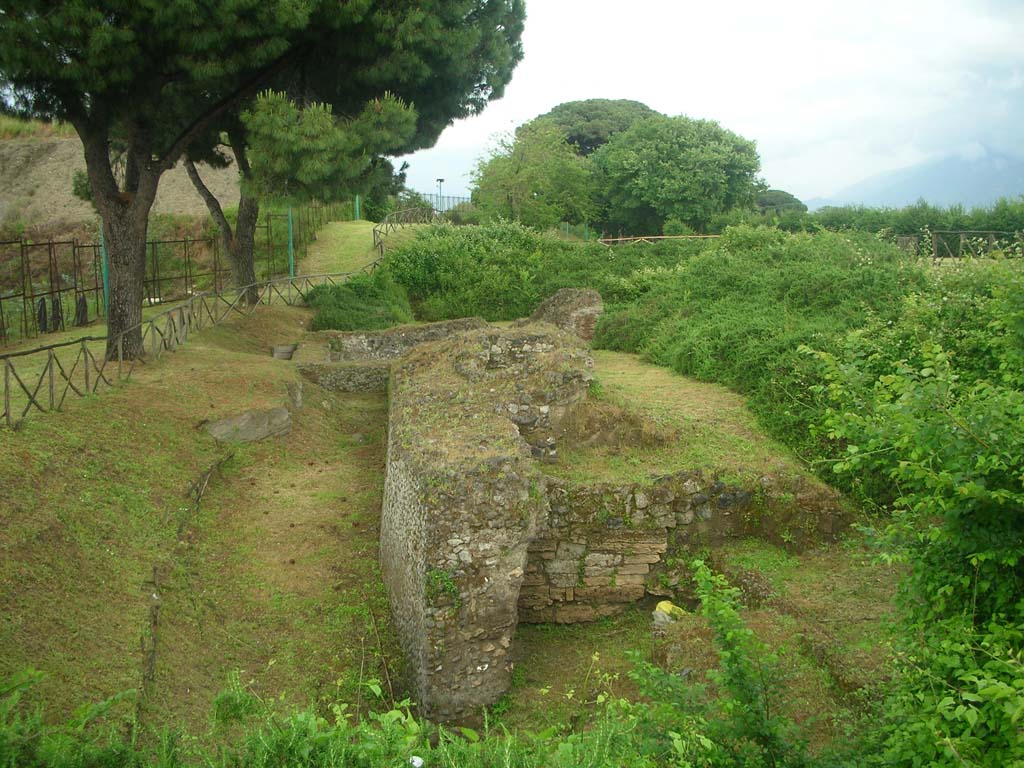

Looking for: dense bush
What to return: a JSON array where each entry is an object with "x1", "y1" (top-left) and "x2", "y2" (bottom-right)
[
  {"x1": 595, "y1": 227, "x2": 928, "y2": 475},
  {"x1": 384, "y1": 220, "x2": 708, "y2": 321},
  {"x1": 306, "y1": 270, "x2": 413, "y2": 331},
  {"x1": 806, "y1": 263, "x2": 1024, "y2": 764}
]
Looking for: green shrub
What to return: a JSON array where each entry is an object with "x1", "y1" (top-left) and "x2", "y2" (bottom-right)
[
  {"x1": 384, "y1": 220, "x2": 711, "y2": 321},
  {"x1": 594, "y1": 226, "x2": 927, "y2": 469},
  {"x1": 307, "y1": 270, "x2": 413, "y2": 331}
]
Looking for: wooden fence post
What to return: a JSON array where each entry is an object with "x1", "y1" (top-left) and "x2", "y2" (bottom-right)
[
  {"x1": 48, "y1": 350, "x2": 55, "y2": 409},
  {"x1": 82, "y1": 339, "x2": 90, "y2": 393},
  {"x1": 4, "y1": 359, "x2": 10, "y2": 428}
]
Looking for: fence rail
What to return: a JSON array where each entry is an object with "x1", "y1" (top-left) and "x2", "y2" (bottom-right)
[
  {"x1": 1, "y1": 265, "x2": 377, "y2": 430},
  {"x1": 597, "y1": 234, "x2": 722, "y2": 245},
  {"x1": 371, "y1": 207, "x2": 441, "y2": 259},
  {"x1": 930, "y1": 230, "x2": 1022, "y2": 260}
]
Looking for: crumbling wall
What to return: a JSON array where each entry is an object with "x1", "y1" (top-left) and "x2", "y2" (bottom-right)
[
  {"x1": 520, "y1": 288, "x2": 604, "y2": 341},
  {"x1": 379, "y1": 326, "x2": 593, "y2": 722},
  {"x1": 298, "y1": 361, "x2": 390, "y2": 393},
  {"x1": 519, "y1": 471, "x2": 846, "y2": 623},
  {"x1": 326, "y1": 318, "x2": 488, "y2": 362}
]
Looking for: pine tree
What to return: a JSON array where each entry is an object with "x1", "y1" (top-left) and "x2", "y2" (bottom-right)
[{"x1": 0, "y1": 1, "x2": 524, "y2": 357}]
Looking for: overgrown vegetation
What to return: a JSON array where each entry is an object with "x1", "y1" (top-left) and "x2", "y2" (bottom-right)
[
  {"x1": 306, "y1": 271, "x2": 413, "y2": 331},
  {"x1": 2, "y1": 558, "x2": 833, "y2": 767},
  {"x1": 383, "y1": 220, "x2": 705, "y2": 322},
  {"x1": 372, "y1": 219, "x2": 1024, "y2": 762}
]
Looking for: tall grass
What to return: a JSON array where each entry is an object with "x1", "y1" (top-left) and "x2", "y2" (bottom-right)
[{"x1": 0, "y1": 115, "x2": 76, "y2": 139}]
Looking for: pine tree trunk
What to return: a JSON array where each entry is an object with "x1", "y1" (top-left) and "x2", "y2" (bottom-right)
[
  {"x1": 230, "y1": 190, "x2": 261, "y2": 305},
  {"x1": 103, "y1": 209, "x2": 148, "y2": 360},
  {"x1": 78, "y1": 130, "x2": 158, "y2": 362}
]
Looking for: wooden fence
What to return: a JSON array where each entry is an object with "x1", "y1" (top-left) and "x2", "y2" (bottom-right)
[
  {"x1": 931, "y1": 230, "x2": 1022, "y2": 260},
  {"x1": 597, "y1": 234, "x2": 722, "y2": 246},
  {"x1": 371, "y1": 207, "x2": 441, "y2": 259},
  {"x1": 0, "y1": 265, "x2": 377, "y2": 430}
]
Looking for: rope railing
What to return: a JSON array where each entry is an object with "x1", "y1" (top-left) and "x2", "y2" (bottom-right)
[{"x1": 0, "y1": 264, "x2": 380, "y2": 430}]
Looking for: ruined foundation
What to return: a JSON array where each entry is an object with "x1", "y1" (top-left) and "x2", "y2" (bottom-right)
[{"x1": 309, "y1": 290, "x2": 849, "y2": 722}]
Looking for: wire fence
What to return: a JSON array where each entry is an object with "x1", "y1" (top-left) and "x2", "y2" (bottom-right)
[
  {"x1": 0, "y1": 264, "x2": 378, "y2": 430},
  {"x1": 0, "y1": 201, "x2": 350, "y2": 348}
]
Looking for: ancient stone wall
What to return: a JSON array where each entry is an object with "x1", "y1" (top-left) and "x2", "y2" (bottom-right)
[
  {"x1": 520, "y1": 471, "x2": 845, "y2": 623},
  {"x1": 325, "y1": 318, "x2": 488, "y2": 362},
  {"x1": 520, "y1": 288, "x2": 604, "y2": 342},
  {"x1": 298, "y1": 361, "x2": 390, "y2": 393},
  {"x1": 379, "y1": 325, "x2": 593, "y2": 722},
  {"x1": 337, "y1": 291, "x2": 847, "y2": 722}
]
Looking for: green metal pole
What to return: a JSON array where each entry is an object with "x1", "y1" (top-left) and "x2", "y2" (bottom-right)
[
  {"x1": 99, "y1": 224, "x2": 109, "y2": 316},
  {"x1": 354, "y1": 194, "x2": 361, "y2": 221},
  {"x1": 287, "y1": 207, "x2": 295, "y2": 278}
]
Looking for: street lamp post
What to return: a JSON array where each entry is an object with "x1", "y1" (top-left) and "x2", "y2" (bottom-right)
[{"x1": 436, "y1": 178, "x2": 445, "y2": 211}]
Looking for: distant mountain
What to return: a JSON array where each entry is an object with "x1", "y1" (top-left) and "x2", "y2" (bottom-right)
[{"x1": 807, "y1": 149, "x2": 1024, "y2": 210}]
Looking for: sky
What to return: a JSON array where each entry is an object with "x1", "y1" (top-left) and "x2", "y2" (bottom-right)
[{"x1": 398, "y1": 0, "x2": 1024, "y2": 202}]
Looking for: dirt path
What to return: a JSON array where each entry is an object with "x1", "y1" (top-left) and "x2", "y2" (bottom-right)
[{"x1": 143, "y1": 319, "x2": 398, "y2": 729}]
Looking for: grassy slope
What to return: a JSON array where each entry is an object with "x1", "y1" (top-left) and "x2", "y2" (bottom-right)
[
  {"x1": 551, "y1": 350, "x2": 815, "y2": 486},
  {"x1": 300, "y1": 221, "x2": 378, "y2": 276},
  {"x1": 299, "y1": 220, "x2": 427, "y2": 277},
  {"x1": 0, "y1": 305, "x2": 397, "y2": 737}
]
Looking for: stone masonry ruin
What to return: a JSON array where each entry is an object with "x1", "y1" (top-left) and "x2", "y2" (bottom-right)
[{"x1": 296, "y1": 289, "x2": 849, "y2": 722}]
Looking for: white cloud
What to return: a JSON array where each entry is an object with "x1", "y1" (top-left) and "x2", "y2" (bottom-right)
[{"x1": 398, "y1": 0, "x2": 1024, "y2": 200}]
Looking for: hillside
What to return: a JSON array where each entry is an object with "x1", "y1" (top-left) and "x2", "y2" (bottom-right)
[
  {"x1": 807, "y1": 148, "x2": 1024, "y2": 210},
  {"x1": 0, "y1": 137, "x2": 240, "y2": 231}
]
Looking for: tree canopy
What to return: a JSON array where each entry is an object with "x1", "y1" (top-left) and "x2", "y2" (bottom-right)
[
  {"x1": 472, "y1": 121, "x2": 596, "y2": 230},
  {"x1": 532, "y1": 99, "x2": 660, "y2": 156},
  {"x1": 592, "y1": 115, "x2": 762, "y2": 234},
  {"x1": 756, "y1": 189, "x2": 807, "y2": 214},
  {"x1": 0, "y1": 0, "x2": 526, "y2": 356}
]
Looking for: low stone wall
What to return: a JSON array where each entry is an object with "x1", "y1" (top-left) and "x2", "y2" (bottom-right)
[
  {"x1": 298, "y1": 361, "x2": 390, "y2": 393},
  {"x1": 520, "y1": 471, "x2": 846, "y2": 623},
  {"x1": 325, "y1": 318, "x2": 488, "y2": 362}
]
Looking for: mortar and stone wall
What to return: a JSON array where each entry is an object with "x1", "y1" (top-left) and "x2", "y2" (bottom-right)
[
  {"x1": 379, "y1": 325, "x2": 594, "y2": 722},
  {"x1": 520, "y1": 471, "x2": 846, "y2": 623},
  {"x1": 349, "y1": 288, "x2": 847, "y2": 722},
  {"x1": 297, "y1": 318, "x2": 489, "y2": 393}
]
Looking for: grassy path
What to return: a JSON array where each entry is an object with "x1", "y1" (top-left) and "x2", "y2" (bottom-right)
[{"x1": 300, "y1": 220, "x2": 378, "y2": 275}]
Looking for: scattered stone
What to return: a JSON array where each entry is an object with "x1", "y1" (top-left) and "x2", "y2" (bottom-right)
[{"x1": 206, "y1": 407, "x2": 291, "y2": 443}]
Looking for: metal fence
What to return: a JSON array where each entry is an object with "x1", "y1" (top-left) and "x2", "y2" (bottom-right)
[
  {"x1": 414, "y1": 191, "x2": 472, "y2": 214},
  {"x1": 0, "y1": 265, "x2": 378, "y2": 430},
  {"x1": 0, "y1": 201, "x2": 349, "y2": 348}
]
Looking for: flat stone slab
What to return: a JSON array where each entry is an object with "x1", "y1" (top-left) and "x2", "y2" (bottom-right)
[{"x1": 207, "y1": 407, "x2": 292, "y2": 443}]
